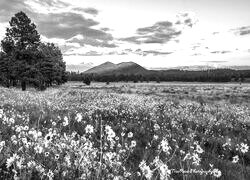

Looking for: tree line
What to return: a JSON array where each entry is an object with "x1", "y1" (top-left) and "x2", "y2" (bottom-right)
[
  {"x1": 0, "y1": 12, "x2": 67, "y2": 91},
  {"x1": 67, "y1": 69, "x2": 250, "y2": 84}
]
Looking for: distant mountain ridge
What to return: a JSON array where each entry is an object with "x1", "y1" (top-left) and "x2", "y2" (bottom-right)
[
  {"x1": 83, "y1": 61, "x2": 148, "y2": 75},
  {"x1": 150, "y1": 65, "x2": 250, "y2": 71},
  {"x1": 67, "y1": 61, "x2": 250, "y2": 73}
]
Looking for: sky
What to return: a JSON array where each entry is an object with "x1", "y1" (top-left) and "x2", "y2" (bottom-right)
[{"x1": 0, "y1": 0, "x2": 250, "y2": 69}]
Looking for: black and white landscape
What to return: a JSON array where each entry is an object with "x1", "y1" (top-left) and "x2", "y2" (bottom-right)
[{"x1": 0, "y1": 0, "x2": 250, "y2": 180}]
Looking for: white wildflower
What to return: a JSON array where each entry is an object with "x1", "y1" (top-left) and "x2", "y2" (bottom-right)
[
  {"x1": 212, "y1": 168, "x2": 222, "y2": 178},
  {"x1": 128, "y1": 132, "x2": 133, "y2": 138},
  {"x1": 232, "y1": 155, "x2": 239, "y2": 163},
  {"x1": 85, "y1": 124, "x2": 94, "y2": 134}
]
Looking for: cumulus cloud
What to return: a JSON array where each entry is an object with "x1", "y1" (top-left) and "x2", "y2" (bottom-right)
[
  {"x1": 141, "y1": 50, "x2": 172, "y2": 56},
  {"x1": 121, "y1": 12, "x2": 197, "y2": 44},
  {"x1": 0, "y1": 0, "x2": 117, "y2": 53},
  {"x1": 0, "y1": 0, "x2": 32, "y2": 22},
  {"x1": 36, "y1": 13, "x2": 99, "y2": 38},
  {"x1": 73, "y1": 7, "x2": 99, "y2": 15},
  {"x1": 64, "y1": 51, "x2": 103, "y2": 56},
  {"x1": 232, "y1": 26, "x2": 250, "y2": 36},
  {"x1": 210, "y1": 51, "x2": 231, "y2": 54}
]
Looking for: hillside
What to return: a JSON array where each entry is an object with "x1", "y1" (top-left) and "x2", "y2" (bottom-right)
[
  {"x1": 84, "y1": 61, "x2": 148, "y2": 75},
  {"x1": 84, "y1": 61, "x2": 117, "y2": 74}
]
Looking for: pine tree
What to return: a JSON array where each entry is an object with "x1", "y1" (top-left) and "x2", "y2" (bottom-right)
[
  {"x1": 37, "y1": 43, "x2": 67, "y2": 88},
  {"x1": 0, "y1": 12, "x2": 67, "y2": 90},
  {"x1": 1, "y1": 11, "x2": 41, "y2": 90}
]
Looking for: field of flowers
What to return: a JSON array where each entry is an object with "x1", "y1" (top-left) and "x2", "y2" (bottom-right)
[{"x1": 0, "y1": 83, "x2": 250, "y2": 180}]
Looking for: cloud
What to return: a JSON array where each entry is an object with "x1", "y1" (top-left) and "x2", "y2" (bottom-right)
[
  {"x1": 66, "y1": 34, "x2": 117, "y2": 48},
  {"x1": 210, "y1": 51, "x2": 231, "y2": 54},
  {"x1": 0, "y1": 0, "x2": 116, "y2": 50},
  {"x1": 36, "y1": 12, "x2": 99, "y2": 39},
  {"x1": 232, "y1": 26, "x2": 250, "y2": 36},
  {"x1": 121, "y1": 12, "x2": 197, "y2": 44},
  {"x1": 142, "y1": 50, "x2": 173, "y2": 56},
  {"x1": 0, "y1": 0, "x2": 31, "y2": 22},
  {"x1": 202, "y1": 61, "x2": 228, "y2": 63},
  {"x1": 64, "y1": 51, "x2": 103, "y2": 56},
  {"x1": 73, "y1": 7, "x2": 99, "y2": 15},
  {"x1": 35, "y1": 0, "x2": 68, "y2": 8},
  {"x1": 121, "y1": 21, "x2": 181, "y2": 44}
]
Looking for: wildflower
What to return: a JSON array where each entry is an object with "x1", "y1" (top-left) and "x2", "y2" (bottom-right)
[
  {"x1": 131, "y1": 140, "x2": 137, "y2": 148},
  {"x1": 34, "y1": 145, "x2": 43, "y2": 154},
  {"x1": 27, "y1": 161, "x2": 36, "y2": 168},
  {"x1": 114, "y1": 176, "x2": 121, "y2": 180},
  {"x1": 85, "y1": 124, "x2": 94, "y2": 134},
  {"x1": 180, "y1": 150, "x2": 185, "y2": 154},
  {"x1": 44, "y1": 132, "x2": 53, "y2": 142},
  {"x1": 107, "y1": 130, "x2": 116, "y2": 139},
  {"x1": 16, "y1": 126, "x2": 21, "y2": 133},
  {"x1": 128, "y1": 132, "x2": 133, "y2": 138},
  {"x1": 76, "y1": 113, "x2": 82, "y2": 122},
  {"x1": 195, "y1": 144, "x2": 204, "y2": 154},
  {"x1": 0, "y1": 109, "x2": 3, "y2": 118},
  {"x1": 45, "y1": 152, "x2": 49, "y2": 157},
  {"x1": 37, "y1": 131, "x2": 42, "y2": 137},
  {"x1": 6, "y1": 154, "x2": 19, "y2": 168},
  {"x1": 212, "y1": 168, "x2": 222, "y2": 178},
  {"x1": 65, "y1": 155, "x2": 71, "y2": 167},
  {"x1": 47, "y1": 170, "x2": 54, "y2": 180},
  {"x1": 240, "y1": 143, "x2": 249, "y2": 154},
  {"x1": 139, "y1": 160, "x2": 152, "y2": 179},
  {"x1": 159, "y1": 163, "x2": 171, "y2": 180},
  {"x1": 232, "y1": 155, "x2": 239, "y2": 163},
  {"x1": 160, "y1": 139, "x2": 171, "y2": 154},
  {"x1": 36, "y1": 165, "x2": 45, "y2": 174},
  {"x1": 63, "y1": 116, "x2": 69, "y2": 126},
  {"x1": 192, "y1": 153, "x2": 201, "y2": 166},
  {"x1": 124, "y1": 172, "x2": 131, "y2": 178},
  {"x1": 62, "y1": 171, "x2": 67, "y2": 176},
  {"x1": 16, "y1": 157, "x2": 23, "y2": 169},
  {"x1": 153, "y1": 135, "x2": 159, "y2": 140},
  {"x1": 55, "y1": 154, "x2": 60, "y2": 160},
  {"x1": 0, "y1": 141, "x2": 5, "y2": 152},
  {"x1": 154, "y1": 123, "x2": 160, "y2": 131},
  {"x1": 141, "y1": 165, "x2": 152, "y2": 180},
  {"x1": 105, "y1": 125, "x2": 112, "y2": 133},
  {"x1": 52, "y1": 121, "x2": 56, "y2": 126}
]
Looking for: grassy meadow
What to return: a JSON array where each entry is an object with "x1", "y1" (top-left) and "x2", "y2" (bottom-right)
[{"x1": 0, "y1": 82, "x2": 250, "y2": 180}]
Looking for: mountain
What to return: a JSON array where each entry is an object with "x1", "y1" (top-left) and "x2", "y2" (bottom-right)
[
  {"x1": 66, "y1": 62, "x2": 94, "y2": 72},
  {"x1": 84, "y1": 61, "x2": 117, "y2": 74},
  {"x1": 67, "y1": 61, "x2": 250, "y2": 74},
  {"x1": 84, "y1": 61, "x2": 148, "y2": 75}
]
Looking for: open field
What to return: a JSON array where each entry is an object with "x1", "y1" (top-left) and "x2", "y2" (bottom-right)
[
  {"x1": 69, "y1": 82, "x2": 250, "y2": 105},
  {"x1": 0, "y1": 82, "x2": 250, "y2": 180}
]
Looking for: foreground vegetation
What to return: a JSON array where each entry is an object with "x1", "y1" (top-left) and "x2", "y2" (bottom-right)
[{"x1": 0, "y1": 83, "x2": 250, "y2": 180}]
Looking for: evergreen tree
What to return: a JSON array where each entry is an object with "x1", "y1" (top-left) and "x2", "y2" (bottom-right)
[
  {"x1": 1, "y1": 11, "x2": 41, "y2": 90},
  {"x1": 0, "y1": 12, "x2": 67, "y2": 90}
]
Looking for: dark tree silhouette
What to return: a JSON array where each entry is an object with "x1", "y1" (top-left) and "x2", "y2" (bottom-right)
[
  {"x1": 0, "y1": 12, "x2": 67, "y2": 90},
  {"x1": 1, "y1": 11, "x2": 40, "y2": 90}
]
